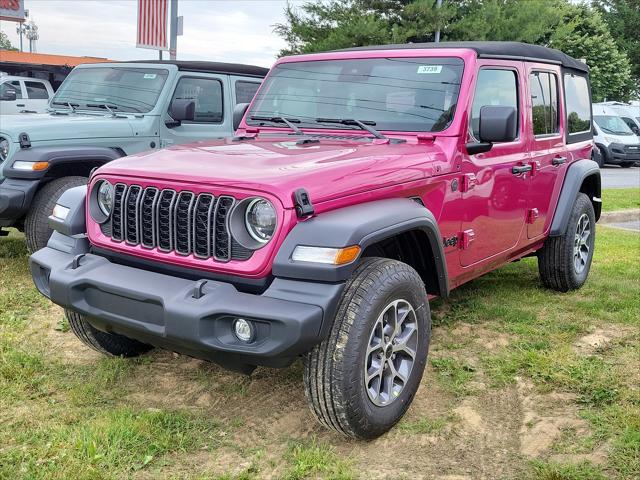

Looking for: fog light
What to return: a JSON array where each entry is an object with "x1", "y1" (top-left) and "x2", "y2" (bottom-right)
[{"x1": 234, "y1": 318, "x2": 254, "y2": 343}]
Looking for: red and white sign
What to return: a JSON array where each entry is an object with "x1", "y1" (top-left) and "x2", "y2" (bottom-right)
[
  {"x1": 137, "y1": 0, "x2": 168, "y2": 51},
  {"x1": 0, "y1": 0, "x2": 25, "y2": 22}
]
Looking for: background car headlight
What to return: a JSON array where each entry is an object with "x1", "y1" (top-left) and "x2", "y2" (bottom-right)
[
  {"x1": 97, "y1": 181, "x2": 114, "y2": 216},
  {"x1": 0, "y1": 138, "x2": 8, "y2": 162},
  {"x1": 245, "y1": 198, "x2": 276, "y2": 243}
]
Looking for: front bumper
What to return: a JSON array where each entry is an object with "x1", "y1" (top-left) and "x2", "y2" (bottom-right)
[
  {"x1": 30, "y1": 245, "x2": 344, "y2": 369},
  {"x1": 0, "y1": 178, "x2": 39, "y2": 226},
  {"x1": 606, "y1": 143, "x2": 640, "y2": 163}
]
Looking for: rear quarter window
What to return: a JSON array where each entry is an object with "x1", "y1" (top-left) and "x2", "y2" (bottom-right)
[{"x1": 564, "y1": 74, "x2": 591, "y2": 135}]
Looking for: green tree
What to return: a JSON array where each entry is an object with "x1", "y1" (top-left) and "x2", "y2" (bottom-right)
[
  {"x1": 445, "y1": 0, "x2": 564, "y2": 44},
  {"x1": 549, "y1": 4, "x2": 633, "y2": 101},
  {"x1": 273, "y1": 0, "x2": 456, "y2": 56},
  {"x1": 593, "y1": 0, "x2": 640, "y2": 96},
  {"x1": 0, "y1": 30, "x2": 17, "y2": 50}
]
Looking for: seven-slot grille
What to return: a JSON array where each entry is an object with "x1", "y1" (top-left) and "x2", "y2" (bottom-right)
[{"x1": 104, "y1": 183, "x2": 252, "y2": 262}]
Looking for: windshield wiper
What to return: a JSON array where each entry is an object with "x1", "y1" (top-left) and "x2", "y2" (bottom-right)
[
  {"x1": 315, "y1": 118, "x2": 386, "y2": 140},
  {"x1": 249, "y1": 115, "x2": 303, "y2": 135},
  {"x1": 52, "y1": 101, "x2": 78, "y2": 113},
  {"x1": 86, "y1": 103, "x2": 120, "y2": 115}
]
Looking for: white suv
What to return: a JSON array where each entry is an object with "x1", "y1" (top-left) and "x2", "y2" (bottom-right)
[{"x1": 0, "y1": 74, "x2": 54, "y2": 115}]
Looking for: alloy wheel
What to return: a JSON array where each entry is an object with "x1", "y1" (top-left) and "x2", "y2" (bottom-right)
[
  {"x1": 364, "y1": 299, "x2": 419, "y2": 406},
  {"x1": 573, "y1": 213, "x2": 591, "y2": 274}
]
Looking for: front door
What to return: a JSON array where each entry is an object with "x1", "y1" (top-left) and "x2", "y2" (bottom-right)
[
  {"x1": 160, "y1": 74, "x2": 231, "y2": 148},
  {"x1": 526, "y1": 66, "x2": 566, "y2": 239},
  {"x1": 460, "y1": 62, "x2": 530, "y2": 267}
]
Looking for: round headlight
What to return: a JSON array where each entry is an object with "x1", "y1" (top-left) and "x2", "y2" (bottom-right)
[
  {"x1": 97, "y1": 181, "x2": 114, "y2": 216},
  {"x1": 245, "y1": 198, "x2": 276, "y2": 243},
  {"x1": 0, "y1": 138, "x2": 9, "y2": 162}
]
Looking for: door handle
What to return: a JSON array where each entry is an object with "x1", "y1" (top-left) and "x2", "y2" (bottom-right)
[
  {"x1": 16, "y1": 103, "x2": 25, "y2": 107},
  {"x1": 512, "y1": 164, "x2": 533, "y2": 174},
  {"x1": 552, "y1": 156, "x2": 567, "y2": 166}
]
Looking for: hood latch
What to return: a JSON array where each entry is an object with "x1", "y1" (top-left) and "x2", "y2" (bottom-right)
[
  {"x1": 293, "y1": 188, "x2": 314, "y2": 218},
  {"x1": 19, "y1": 132, "x2": 31, "y2": 149}
]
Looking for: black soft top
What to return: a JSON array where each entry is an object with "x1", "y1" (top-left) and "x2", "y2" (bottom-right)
[
  {"x1": 121, "y1": 60, "x2": 269, "y2": 78},
  {"x1": 339, "y1": 41, "x2": 588, "y2": 73}
]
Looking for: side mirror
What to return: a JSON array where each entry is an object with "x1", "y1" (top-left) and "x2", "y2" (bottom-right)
[
  {"x1": 233, "y1": 103, "x2": 250, "y2": 131},
  {"x1": 1, "y1": 89, "x2": 17, "y2": 102},
  {"x1": 166, "y1": 99, "x2": 196, "y2": 128},
  {"x1": 466, "y1": 106, "x2": 517, "y2": 155},
  {"x1": 478, "y1": 105, "x2": 518, "y2": 143}
]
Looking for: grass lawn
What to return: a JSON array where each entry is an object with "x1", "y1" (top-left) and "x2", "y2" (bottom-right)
[
  {"x1": 1, "y1": 224, "x2": 638, "y2": 479},
  {"x1": 602, "y1": 188, "x2": 640, "y2": 212}
]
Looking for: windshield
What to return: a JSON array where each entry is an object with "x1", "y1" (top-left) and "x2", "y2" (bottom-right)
[
  {"x1": 247, "y1": 57, "x2": 464, "y2": 132},
  {"x1": 52, "y1": 67, "x2": 169, "y2": 113},
  {"x1": 593, "y1": 115, "x2": 634, "y2": 136}
]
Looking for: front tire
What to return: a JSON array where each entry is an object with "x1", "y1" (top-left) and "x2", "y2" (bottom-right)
[
  {"x1": 537, "y1": 193, "x2": 595, "y2": 292},
  {"x1": 620, "y1": 162, "x2": 634, "y2": 168},
  {"x1": 66, "y1": 310, "x2": 154, "y2": 357},
  {"x1": 25, "y1": 176, "x2": 88, "y2": 253},
  {"x1": 303, "y1": 258, "x2": 430, "y2": 439}
]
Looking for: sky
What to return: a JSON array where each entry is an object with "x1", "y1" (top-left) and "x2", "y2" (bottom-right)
[{"x1": 0, "y1": 0, "x2": 300, "y2": 67}]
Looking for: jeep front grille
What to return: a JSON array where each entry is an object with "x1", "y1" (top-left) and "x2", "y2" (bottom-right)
[{"x1": 104, "y1": 184, "x2": 252, "y2": 262}]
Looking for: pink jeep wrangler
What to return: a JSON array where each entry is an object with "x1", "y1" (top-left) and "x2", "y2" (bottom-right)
[{"x1": 30, "y1": 42, "x2": 600, "y2": 439}]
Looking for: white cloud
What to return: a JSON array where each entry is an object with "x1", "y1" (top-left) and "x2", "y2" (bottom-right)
[{"x1": 0, "y1": 0, "x2": 297, "y2": 67}]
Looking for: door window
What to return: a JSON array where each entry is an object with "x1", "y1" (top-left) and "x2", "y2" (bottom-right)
[
  {"x1": 471, "y1": 69, "x2": 518, "y2": 140},
  {"x1": 0, "y1": 81, "x2": 23, "y2": 99},
  {"x1": 530, "y1": 71, "x2": 559, "y2": 136},
  {"x1": 171, "y1": 77, "x2": 223, "y2": 123},
  {"x1": 235, "y1": 81, "x2": 261, "y2": 104},
  {"x1": 25, "y1": 81, "x2": 50, "y2": 99},
  {"x1": 564, "y1": 74, "x2": 591, "y2": 135}
]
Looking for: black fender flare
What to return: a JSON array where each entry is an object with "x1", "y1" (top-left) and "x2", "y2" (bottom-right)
[
  {"x1": 550, "y1": 159, "x2": 601, "y2": 236},
  {"x1": 3, "y1": 146, "x2": 123, "y2": 180},
  {"x1": 273, "y1": 198, "x2": 449, "y2": 296}
]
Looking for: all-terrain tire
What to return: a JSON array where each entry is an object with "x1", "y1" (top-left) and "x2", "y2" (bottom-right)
[
  {"x1": 66, "y1": 310, "x2": 154, "y2": 357},
  {"x1": 303, "y1": 257, "x2": 431, "y2": 439},
  {"x1": 25, "y1": 176, "x2": 88, "y2": 253},
  {"x1": 537, "y1": 193, "x2": 595, "y2": 292}
]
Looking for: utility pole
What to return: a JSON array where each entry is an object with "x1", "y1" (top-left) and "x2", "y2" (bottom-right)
[
  {"x1": 169, "y1": 0, "x2": 178, "y2": 60},
  {"x1": 435, "y1": 0, "x2": 442, "y2": 43}
]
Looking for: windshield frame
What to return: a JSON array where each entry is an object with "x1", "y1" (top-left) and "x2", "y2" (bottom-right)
[
  {"x1": 51, "y1": 65, "x2": 170, "y2": 114},
  {"x1": 245, "y1": 55, "x2": 466, "y2": 134}
]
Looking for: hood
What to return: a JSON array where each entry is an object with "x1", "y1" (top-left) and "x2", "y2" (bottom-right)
[
  {"x1": 0, "y1": 112, "x2": 137, "y2": 143},
  {"x1": 97, "y1": 136, "x2": 453, "y2": 207}
]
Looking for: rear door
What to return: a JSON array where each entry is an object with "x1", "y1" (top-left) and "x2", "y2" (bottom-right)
[
  {"x1": 526, "y1": 65, "x2": 566, "y2": 239},
  {"x1": 160, "y1": 73, "x2": 231, "y2": 147},
  {"x1": 459, "y1": 61, "x2": 530, "y2": 267},
  {"x1": 23, "y1": 80, "x2": 52, "y2": 112}
]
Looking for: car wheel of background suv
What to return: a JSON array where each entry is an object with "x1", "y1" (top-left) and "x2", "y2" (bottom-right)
[
  {"x1": 537, "y1": 193, "x2": 596, "y2": 292},
  {"x1": 25, "y1": 176, "x2": 88, "y2": 253},
  {"x1": 303, "y1": 257, "x2": 430, "y2": 439},
  {"x1": 591, "y1": 146, "x2": 605, "y2": 168},
  {"x1": 66, "y1": 310, "x2": 154, "y2": 357},
  {"x1": 620, "y1": 162, "x2": 634, "y2": 168}
]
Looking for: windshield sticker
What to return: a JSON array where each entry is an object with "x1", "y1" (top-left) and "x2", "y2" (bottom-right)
[
  {"x1": 417, "y1": 65, "x2": 443, "y2": 74},
  {"x1": 143, "y1": 73, "x2": 157, "y2": 79}
]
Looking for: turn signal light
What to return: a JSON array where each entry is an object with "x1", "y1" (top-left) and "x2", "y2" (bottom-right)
[{"x1": 291, "y1": 245, "x2": 361, "y2": 265}]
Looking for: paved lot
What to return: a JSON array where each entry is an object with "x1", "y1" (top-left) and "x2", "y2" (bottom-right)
[
  {"x1": 607, "y1": 219, "x2": 640, "y2": 232},
  {"x1": 601, "y1": 165, "x2": 640, "y2": 189}
]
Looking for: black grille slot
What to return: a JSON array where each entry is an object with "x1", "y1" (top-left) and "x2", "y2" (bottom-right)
[
  {"x1": 111, "y1": 183, "x2": 127, "y2": 241},
  {"x1": 157, "y1": 190, "x2": 176, "y2": 252},
  {"x1": 140, "y1": 188, "x2": 158, "y2": 248},
  {"x1": 174, "y1": 191, "x2": 195, "y2": 255},
  {"x1": 193, "y1": 194, "x2": 215, "y2": 258},
  {"x1": 214, "y1": 196, "x2": 235, "y2": 261},
  {"x1": 100, "y1": 184, "x2": 252, "y2": 262},
  {"x1": 124, "y1": 185, "x2": 142, "y2": 244}
]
